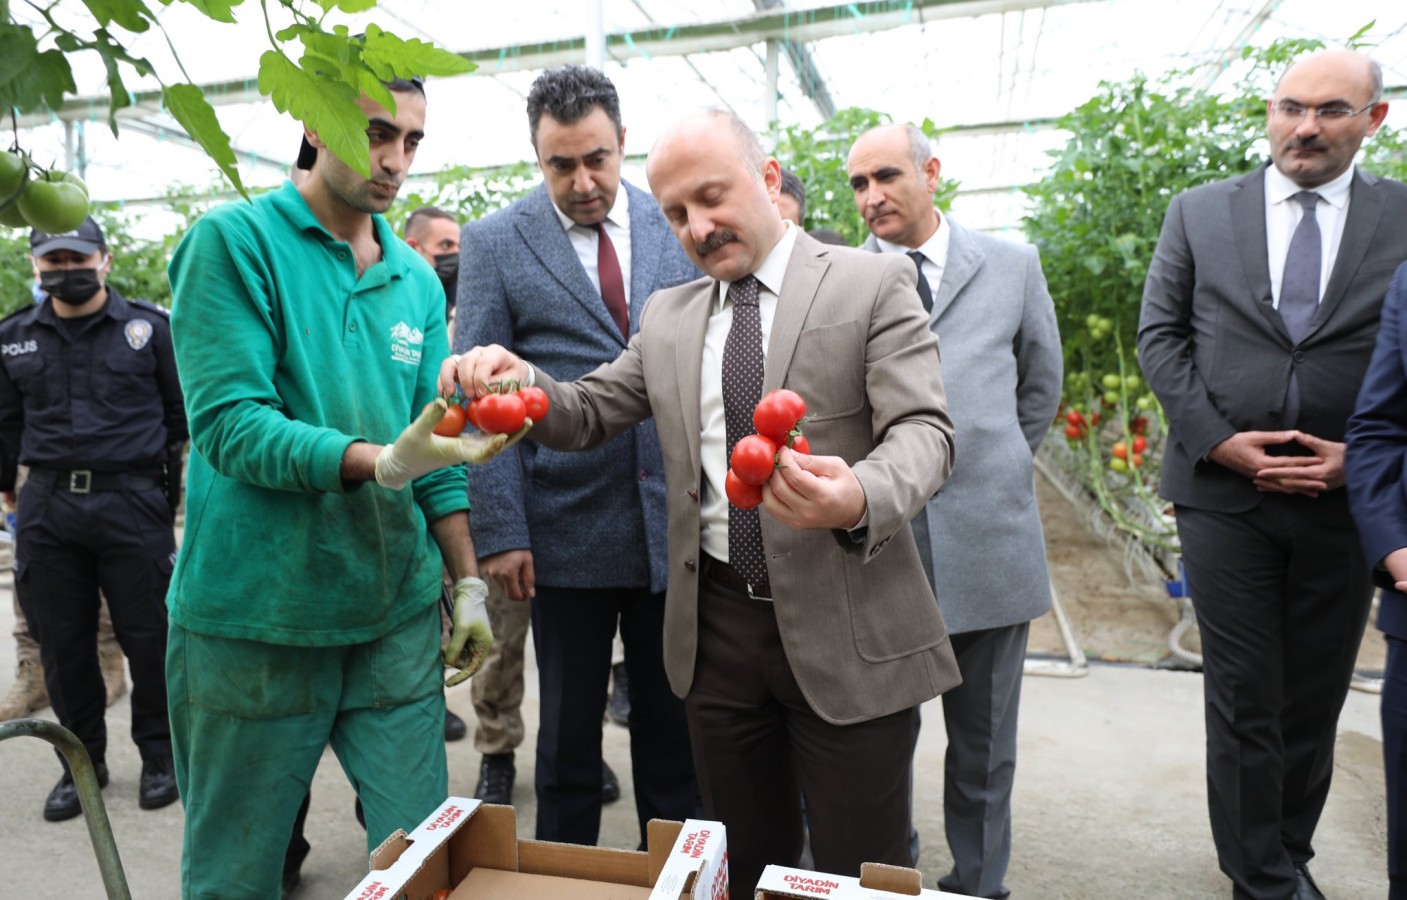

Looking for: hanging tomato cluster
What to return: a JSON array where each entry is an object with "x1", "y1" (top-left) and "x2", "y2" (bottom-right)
[
  {"x1": 1, "y1": 149, "x2": 91, "y2": 233},
  {"x1": 725, "y1": 389, "x2": 809, "y2": 510}
]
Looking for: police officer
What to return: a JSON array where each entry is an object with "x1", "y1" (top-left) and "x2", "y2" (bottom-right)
[{"x1": 0, "y1": 217, "x2": 185, "y2": 821}]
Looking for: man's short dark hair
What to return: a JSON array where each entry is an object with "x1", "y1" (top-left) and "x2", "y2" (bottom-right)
[
  {"x1": 807, "y1": 228, "x2": 849, "y2": 247},
  {"x1": 780, "y1": 169, "x2": 806, "y2": 223},
  {"x1": 526, "y1": 65, "x2": 622, "y2": 148},
  {"x1": 404, "y1": 205, "x2": 456, "y2": 239}
]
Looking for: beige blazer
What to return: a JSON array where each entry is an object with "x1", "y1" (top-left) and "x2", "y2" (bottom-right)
[{"x1": 531, "y1": 232, "x2": 961, "y2": 724}]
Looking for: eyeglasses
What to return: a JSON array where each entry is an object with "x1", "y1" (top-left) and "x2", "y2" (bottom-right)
[{"x1": 1271, "y1": 101, "x2": 1378, "y2": 122}]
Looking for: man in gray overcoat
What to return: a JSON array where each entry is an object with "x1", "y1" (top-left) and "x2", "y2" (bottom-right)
[{"x1": 848, "y1": 123, "x2": 1063, "y2": 899}]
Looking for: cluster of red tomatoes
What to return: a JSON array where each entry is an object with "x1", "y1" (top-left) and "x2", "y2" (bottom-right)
[
  {"x1": 725, "y1": 389, "x2": 809, "y2": 510},
  {"x1": 433, "y1": 383, "x2": 550, "y2": 437},
  {"x1": 1110, "y1": 435, "x2": 1148, "y2": 471}
]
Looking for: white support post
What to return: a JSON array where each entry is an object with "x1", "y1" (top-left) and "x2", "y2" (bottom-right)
[
  {"x1": 585, "y1": 0, "x2": 605, "y2": 70},
  {"x1": 765, "y1": 39, "x2": 779, "y2": 124}
]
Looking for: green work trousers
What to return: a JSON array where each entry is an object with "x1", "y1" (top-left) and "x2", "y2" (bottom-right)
[{"x1": 167, "y1": 603, "x2": 448, "y2": 899}]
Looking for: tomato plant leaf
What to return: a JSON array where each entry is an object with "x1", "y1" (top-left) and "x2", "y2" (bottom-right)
[
  {"x1": 0, "y1": 25, "x2": 77, "y2": 115},
  {"x1": 176, "y1": 0, "x2": 241, "y2": 24},
  {"x1": 361, "y1": 24, "x2": 475, "y2": 80},
  {"x1": 163, "y1": 83, "x2": 248, "y2": 198},
  {"x1": 81, "y1": 0, "x2": 156, "y2": 33},
  {"x1": 257, "y1": 50, "x2": 370, "y2": 178}
]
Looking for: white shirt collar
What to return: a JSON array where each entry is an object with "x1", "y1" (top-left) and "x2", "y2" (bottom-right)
[
  {"x1": 1266, "y1": 163, "x2": 1354, "y2": 210},
  {"x1": 551, "y1": 182, "x2": 630, "y2": 232},
  {"x1": 718, "y1": 222, "x2": 799, "y2": 309},
  {"x1": 874, "y1": 210, "x2": 950, "y2": 268}
]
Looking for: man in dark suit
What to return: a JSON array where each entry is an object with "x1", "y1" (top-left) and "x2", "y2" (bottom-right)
[
  {"x1": 1138, "y1": 49, "x2": 1407, "y2": 900},
  {"x1": 447, "y1": 108, "x2": 960, "y2": 896},
  {"x1": 849, "y1": 122, "x2": 1062, "y2": 898},
  {"x1": 1345, "y1": 261, "x2": 1407, "y2": 900},
  {"x1": 454, "y1": 65, "x2": 700, "y2": 847}
]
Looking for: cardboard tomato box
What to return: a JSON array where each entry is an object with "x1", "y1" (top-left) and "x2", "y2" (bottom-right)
[
  {"x1": 342, "y1": 797, "x2": 727, "y2": 900},
  {"x1": 754, "y1": 863, "x2": 972, "y2": 899}
]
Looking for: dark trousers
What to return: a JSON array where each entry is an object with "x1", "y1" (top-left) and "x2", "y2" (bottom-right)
[
  {"x1": 531, "y1": 584, "x2": 699, "y2": 846},
  {"x1": 1176, "y1": 498, "x2": 1373, "y2": 900},
  {"x1": 934, "y1": 622, "x2": 1028, "y2": 899},
  {"x1": 1385, "y1": 633, "x2": 1407, "y2": 900},
  {"x1": 14, "y1": 481, "x2": 174, "y2": 769},
  {"x1": 685, "y1": 575, "x2": 914, "y2": 897}
]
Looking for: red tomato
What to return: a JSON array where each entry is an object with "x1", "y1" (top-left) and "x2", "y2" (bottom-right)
[
  {"x1": 730, "y1": 434, "x2": 778, "y2": 486},
  {"x1": 476, "y1": 392, "x2": 527, "y2": 435},
  {"x1": 1131, "y1": 452, "x2": 1145, "y2": 468},
  {"x1": 725, "y1": 468, "x2": 763, "y2": 509},
  {"x1": 1130, "y1": 415, "x2": 1149, "y2": 436},
  {"x1": 1132, "y1": 435, "x2": 1148, "y2": 454},
  {"x1": 1112, "y1": 441, "x2": 1129, "y2": 460},
  {"x1": 433, "y1": 403, "x2": 468, "y2": 437},
  {"x1": 788, "y1": 433, "x2": 811, "y2": 454},
  {"x1": 464, "y1": 397, "x2": 481, "y2": 431},
  {"x1": 1066, "y1": 409, "x2": 1084, "y2": 427},
  {"x1": 432, "y1": 890, "x2": 451, "y2": 900},
  {"x1": 1064, "y1": 424, "x2": 1084, "y2": 441},
  {"x1": 754, "y1": 389, "x2": 807, "y2": 444},
  {"x1": 519, "y1": 386, "x2": 550, "y2": 421}
]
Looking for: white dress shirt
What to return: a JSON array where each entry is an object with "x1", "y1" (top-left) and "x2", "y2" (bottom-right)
[
  {"x1": 699, "y1": 223, "x2": 800, "y2": 564},
  {"x1": 875, "y1": 212, "x2": 950, "y2": 308},
  {"x1": 1266, "y1": 163, "x2": 1353, "y2": 309},
  {"x1": 551, "y1": 185, "x2": 633, "y2": 305}
]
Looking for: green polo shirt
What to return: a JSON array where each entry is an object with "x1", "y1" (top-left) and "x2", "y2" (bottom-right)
[{"x1": 167, "y1": 181, "x2": 467, "y2": 645}]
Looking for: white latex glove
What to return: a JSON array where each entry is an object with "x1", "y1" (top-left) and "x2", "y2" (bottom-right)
[
  {"x1": 443, "y1": 576, "x2": 492, "y2": 687},
  {"x1": 374, "y1": 398, "x2": 530, "y2": 490}
]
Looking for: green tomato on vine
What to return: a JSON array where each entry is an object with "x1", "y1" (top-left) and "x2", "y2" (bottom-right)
[{"x1": 0, "y1": 149, "x2": 91, "y2": 234}]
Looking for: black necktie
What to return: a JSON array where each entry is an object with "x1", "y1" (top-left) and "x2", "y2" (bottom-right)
[
  {"x1": 595, "y1": 223, "x2": 629, "y2": 340},
  {"x1": 908, "y1": 250, "x2": 933, "y2": 313},
  {"x1": 1280, "y1": 191, "x2": 1321, "y2": 426},
  {"x1": 721, "y1": 276, "x2": 769, "y2": 592}
]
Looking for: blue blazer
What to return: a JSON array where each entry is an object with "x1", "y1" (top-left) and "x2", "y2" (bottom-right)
[
  {"x1": 453, "y1": 181, "x2": 700, "y2": 592},
  {"x1": 1345, "y1": 261, "x2": 1407, "y2": 640}
]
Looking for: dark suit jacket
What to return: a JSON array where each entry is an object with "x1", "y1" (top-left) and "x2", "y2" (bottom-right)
[
  {"x1": 1346, "y1": 262, "x2": 1407, "y2": 640},
  {"x1": 1138, "y1": 164, "x2": 1407, "y2": 523},
  {"x1": 454, "y1": 182, "x2": 699, "y2": 592},
  {"x1": 529, "y1": 232, "x2": 961, "y2": 724}
]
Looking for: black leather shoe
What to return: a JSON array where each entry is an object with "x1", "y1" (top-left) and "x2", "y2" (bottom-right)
[
  {"x1": 444, "y1": 710, "x2": 467, "y2": 742},
  {"x1": 608, "y1": 662, "x2": 630, "y2": 727},
  {"x1": 44, "y1": 762, "x2": 109, "y2": 822},
  {"x1": 602, "y1": 761, "x2": 621, "y2": 804},
  {"x1": 1293, "y1": 862, "x2": 1326, "y2": 900},
  {"x1": 138, "y1": 756, "x2": 180, "y2": 810},
  {"x1": 474, "y1": 753, "x2": 515, "y2": 805}
]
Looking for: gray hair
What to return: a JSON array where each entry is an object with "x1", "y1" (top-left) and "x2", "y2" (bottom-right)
[{"x1": 904, "y1": 124, "x2": 934, "y2": 172}]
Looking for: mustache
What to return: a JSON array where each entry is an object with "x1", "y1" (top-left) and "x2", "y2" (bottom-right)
[
  {"x1": 696, "y1": 229, "x2": 737, "y2": 257},
  {"x1": 1286, "y1": 136, "x2": 1327, "y2": 152}
]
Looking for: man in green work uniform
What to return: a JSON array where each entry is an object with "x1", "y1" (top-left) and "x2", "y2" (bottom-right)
[{"x1": 166, "y1": 76, "x2": 512, "y2": 898}]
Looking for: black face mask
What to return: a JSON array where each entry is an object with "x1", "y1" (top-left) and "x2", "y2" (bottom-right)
[
  {"x1": 39, "y1": 268, "x2": 103, "y2": 304},
  {"x1": 433, "y1": 253, "x2": 459, "y2": 309}
]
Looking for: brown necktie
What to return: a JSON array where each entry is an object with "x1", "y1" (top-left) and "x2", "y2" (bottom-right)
[
  {"x1": 721, "y1": 275, "x2": 769, "y2": 593},
  {"x1": 595, "y1": 223, "x2": 629, "y2": 340}
]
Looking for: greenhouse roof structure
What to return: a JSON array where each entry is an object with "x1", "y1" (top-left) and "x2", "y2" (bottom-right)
[{"x1": 9, "y1": 0, "x2": 1406, "y2": 233}]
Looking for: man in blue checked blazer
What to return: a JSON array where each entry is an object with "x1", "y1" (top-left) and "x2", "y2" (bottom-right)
[{"x1": 453, "y1": 65, "x2": 701, "y2": 847}]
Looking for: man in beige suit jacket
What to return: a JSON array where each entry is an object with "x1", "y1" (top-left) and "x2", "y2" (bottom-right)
[{"x1": 449, "y1": 109, "x2": 960, "y2": 894}]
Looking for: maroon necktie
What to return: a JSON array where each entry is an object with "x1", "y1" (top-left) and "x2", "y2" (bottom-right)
[
  {"x1": 721, "y1": 275, "x2": 770, "y2": 593},
  {"x1": 595, "y1": 223, "x2": 629, "y2": 340}
]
